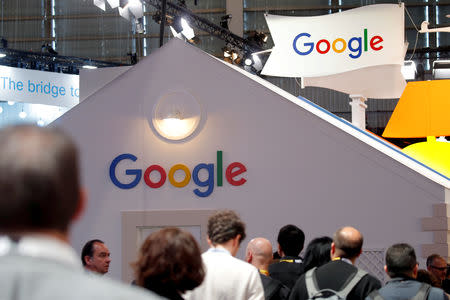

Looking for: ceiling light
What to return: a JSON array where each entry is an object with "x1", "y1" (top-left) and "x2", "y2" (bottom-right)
[
  {"x1": 181, "y1": 18, "x2": 195, "y2": 40},
  {"x1": 107, "y1": 0, "x2": 119, "y2": 8},
  {"x1": 82, "y1": 65, "x2": 98, "y2": 69},
  {"x1": 19, "y1": 111, "x2": 27, "y2": 119},
  {"x1": 244, "y1": 58, "x2": 253, "y2": 66},
  {"x1": 0, "y1": 107, "x2": 3, "y2": 114},
  {"x1": 0, "y1": 53, "x2": 6, "y2": 58},
  {"x1": 7, "y1": 101, "x2": 14, "y2": 106},
  {"x1": 37, "y1": 119, "x2": 45, "y2": 127},
  {"x1": 93, "y1": 0, "x2": 106, "y2": 10}
]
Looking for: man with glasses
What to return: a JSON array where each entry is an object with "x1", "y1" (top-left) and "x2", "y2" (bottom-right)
[{"x1": 427, "y1": 254, "x2": 448, "y2": 288}]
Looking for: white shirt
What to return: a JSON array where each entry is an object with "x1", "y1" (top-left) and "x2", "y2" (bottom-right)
[{"x1": 184, "y1": 247, "x2": 265, "y2": 300}]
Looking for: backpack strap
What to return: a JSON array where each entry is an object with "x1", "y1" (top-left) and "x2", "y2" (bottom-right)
[
  {"x1": 305, "y1": 267, "x2": 320, "y2": 299},
  {"x1": 410, "y1": 283, "x2": 431, "y2": 300},
  {"x1": 335, "y1": 268, "x2": 368, "y2": 299},
  {"x1": 367, "y1": 289, "x2": 385, "y2": 300}
]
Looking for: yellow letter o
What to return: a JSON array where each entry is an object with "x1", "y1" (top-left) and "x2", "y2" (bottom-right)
[
  {"x1": 332, "y1": 38, "x2": 346, "y2": 53},
  {"x1": 168, "y1": 164, "x2": 191, "y2": 187}
]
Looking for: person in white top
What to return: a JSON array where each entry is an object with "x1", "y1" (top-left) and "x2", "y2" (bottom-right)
[
  {"x1": 0, "y1": 125, "x2": 163, "y2": 300},
  {"x1": 184, "y1": 210, "x2": 264, "y2": 300}
]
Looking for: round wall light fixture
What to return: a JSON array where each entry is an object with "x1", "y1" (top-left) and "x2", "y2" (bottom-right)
[{"x1": 151, "y1": 90, "x2": 203, "y2": 142}]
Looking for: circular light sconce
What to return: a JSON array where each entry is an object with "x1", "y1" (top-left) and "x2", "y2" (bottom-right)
[{"x1": 151, "y1": 90, "x2": 203, "y2": 142}]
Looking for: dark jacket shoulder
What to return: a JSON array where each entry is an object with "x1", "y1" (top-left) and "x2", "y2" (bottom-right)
[
  {"x1": 260, "y1": 274, "x2": 291, "y2": 300},
  {"x1": 289, "y1": 260, "x2": 381, "y2": 300}
]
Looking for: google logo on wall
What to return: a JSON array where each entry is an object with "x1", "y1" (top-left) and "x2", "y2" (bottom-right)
[
  {"x1": 292, "y1": 29, "x2": 383, "y2": 59},
  {"x1": 109, "y1": 150, "x2": 247, "y2": 197}
]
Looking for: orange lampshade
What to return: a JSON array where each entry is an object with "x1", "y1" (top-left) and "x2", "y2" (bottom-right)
[{"x1": 383, "y1": 80, "x2": 450, "y2": 138}]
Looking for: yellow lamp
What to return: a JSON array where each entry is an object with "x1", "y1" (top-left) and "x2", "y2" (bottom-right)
[{"x1": 383, "y1": 80, "x2": 450, "y2": 178}]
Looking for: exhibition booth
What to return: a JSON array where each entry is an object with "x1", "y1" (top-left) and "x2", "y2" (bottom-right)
[{"x1": 53, "y1": 39, "x2": 450, "y2": 282}]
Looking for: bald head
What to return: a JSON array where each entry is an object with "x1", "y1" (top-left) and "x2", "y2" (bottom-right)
[
  {"x1": 332, "y1": 226, "x2": 363, "y2": 260},
  {"x1": 246, "y1": 238, "x2": 273, "y2": 270}
]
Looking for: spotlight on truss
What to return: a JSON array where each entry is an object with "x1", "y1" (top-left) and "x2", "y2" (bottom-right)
[
  {"x1": 41, "y1": 43, "x2": 58, "y2": 55},
  {"x1": 169, "y1": 16, "x2": 196, "y2": 41},
  {"x1": 220, "y1": 14, "x2": 232, "y2": 30},
  {"x1": 95, "y1": 0, "x2": 143, "y2": 21},
  {"x1": 246, "y1": 31, "x2": 269, "y2": 48}
]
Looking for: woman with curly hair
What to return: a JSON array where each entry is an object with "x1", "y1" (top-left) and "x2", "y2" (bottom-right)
[{"x1": 133, "y1": 227, "x2": 205, "y2": 300}]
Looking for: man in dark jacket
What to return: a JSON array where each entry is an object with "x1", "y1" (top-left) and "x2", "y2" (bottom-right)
[
  {"x1": 269, "y1": 225, "x2": 305, "y2": 289},
  {"x1": 289, "y1": 226, "x2": 381, "y2": 300},
  {"x1": 365, "y1": 243, "x2": 447, "y2": 300}
]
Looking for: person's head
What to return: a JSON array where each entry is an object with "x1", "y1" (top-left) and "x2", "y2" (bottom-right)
[
  {"x1": 331, "y1": 226, "x2": 363, "y2": 261},
  {"x1": 417, "y1": 269, "x2": 441, "y2": 287},
  {"x1": 385, "y1": 243, "x2": 418, "y2": 278},
  {"x1": 207, "y1": 210, "x2": 246, "y2": 256},
  {"x1": 245, "y1": 237, "x2": 273, "y2": 270},
  {"x1": 134, "y1": 227, "x2": 204, "y2": 298},
  {"x1": 302, "y1": 236, "x2": 333, "y2": 272},
  {"x1": 277, "y1": 224, "x2": 305, "y2": 257},
  {"x1": 0, "y1": 125, "x2": 83, "y2": 235},
  {"x1": 81, "y1": 239, "x2": 111, "y2": 274},
  {"x1": 426, "y1": 254, "x2": 447, "y2": 283}
]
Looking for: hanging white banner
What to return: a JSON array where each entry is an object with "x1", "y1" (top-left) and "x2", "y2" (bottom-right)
[
  {"x1": 262, "y1": 4, "x2": 405, "y2": 78},
  {"x1": 0, "y1": 66, "x2": 79, "y2": 107}
]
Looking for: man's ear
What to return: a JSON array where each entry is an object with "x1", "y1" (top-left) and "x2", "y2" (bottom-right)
[
  {"x1": 356, "y1": 248, "x2": 362, "y2": 258},
  {"x1": 72, "y1": 188, "x2": 87, "y2": 222},
  {"x1": 84, "y1": 255, "x2": 92, "y2": 266},
  {"x1": 384, "y1": 265, "x2": 389, "y2": 275},
  {"x1": 234, "y1": 234, "x2": 242, "y2": 247},
  {"x1": 207, "y1": 237, "x2": 213, "y2": 247},
  {"x1": 330, "y1": 242, "x2": 336, "y2": 258},
  {"x1": 277, "y1": 244, "x2": 284, "y2": 257},
  {"x1": 412, "y1": 263, "x2": 419, "y2": 278},
  {"x1": 245, "y1": 251, "x2": 252, "y2": 263}
]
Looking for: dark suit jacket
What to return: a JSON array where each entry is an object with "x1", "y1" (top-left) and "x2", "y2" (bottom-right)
[
  {"x1": 289, "y1": 260, "x2": 381, "y2": 300},
  {"x1": 269, "y1": 256, "x2": 303, "y2": 289},
  {"x1": 260, "y1": 274, "x2": 291, "y2": 300}
]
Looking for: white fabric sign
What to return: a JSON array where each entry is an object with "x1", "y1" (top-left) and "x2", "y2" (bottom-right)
[
  {"x1": 0, "y1": 66, "x2": 79, "y2": 107},
  {"x1": 262, "y1": 4, "x2": 405, "y2": 77}
]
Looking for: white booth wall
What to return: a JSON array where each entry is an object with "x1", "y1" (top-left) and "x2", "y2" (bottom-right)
[{"x1": 55, "y1": 39, "x2": 447, "y2": 281}]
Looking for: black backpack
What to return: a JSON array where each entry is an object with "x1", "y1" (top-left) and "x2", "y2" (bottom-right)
[
  {"x1": 305, "y1": 267, "x2": 368, "y2": 300},
  {"x1": 367, "y1": 283, "x2": 431, "y2": 300}
]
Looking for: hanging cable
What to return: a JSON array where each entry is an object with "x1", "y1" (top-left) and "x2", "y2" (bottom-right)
[{"x1": 404, "y1": 5, "x2": 420, "y2": 60}]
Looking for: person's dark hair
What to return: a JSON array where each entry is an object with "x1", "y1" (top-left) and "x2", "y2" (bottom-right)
[
  {"x1": 426, "y1": 254, "x2": 443, "y2": 268},
  {"x1": 207, "y1": 210, "x2": 246, "y2": 245},
  {"x1": 81, "y1": 239, "x2": 104, "y2": 266},
  {"x1": 0, "y1": 125, "x2": 80, "y2": 233},
  {"x1": 417, "y1": 269, "x2": 441, "y2": 287},
  {"x1": 385, "y1": 243, "x2": 417, "y2": 278},
  {"x1": 302, "y1": 236, "x2": 332, "y2": 272},
  {"x1": 133, "y1": 227, "x2": 204, "y2": 299},
  {"x1": 277, "y1": 224, "x2": 305, "y2": 256},
  {"x1": 333, "y1": 227, "x2": 363, "y2": 259}
]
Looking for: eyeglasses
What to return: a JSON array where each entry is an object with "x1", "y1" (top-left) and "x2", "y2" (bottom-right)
[{"x1": 430, "y1": 265, "x2": 448, "y2": 271}]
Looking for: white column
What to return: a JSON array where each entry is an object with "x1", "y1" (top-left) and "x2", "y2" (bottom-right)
[
  {"x1": 226, "y1": 0, "x2": 243, "y2": 37},
  {"x1": 349, "y1": 94, "x2": 367, "y2": 130}
]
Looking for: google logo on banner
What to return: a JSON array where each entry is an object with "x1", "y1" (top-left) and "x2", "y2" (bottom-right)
[
  {"x1": 109, "y1": 151, "x2": 247, "y2": 197},
  {"x1": 292, "y1": 29, "x2": 383, "y2": 59}
]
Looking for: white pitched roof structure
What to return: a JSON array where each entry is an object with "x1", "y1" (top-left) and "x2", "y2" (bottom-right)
[{"x1": 55, "y1": 38, "x2": 449, "y2": 282}]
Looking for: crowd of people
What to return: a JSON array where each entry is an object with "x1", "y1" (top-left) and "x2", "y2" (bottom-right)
[{"x1": 0, "y1": 124, "x2": 449, "y2": 300}]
